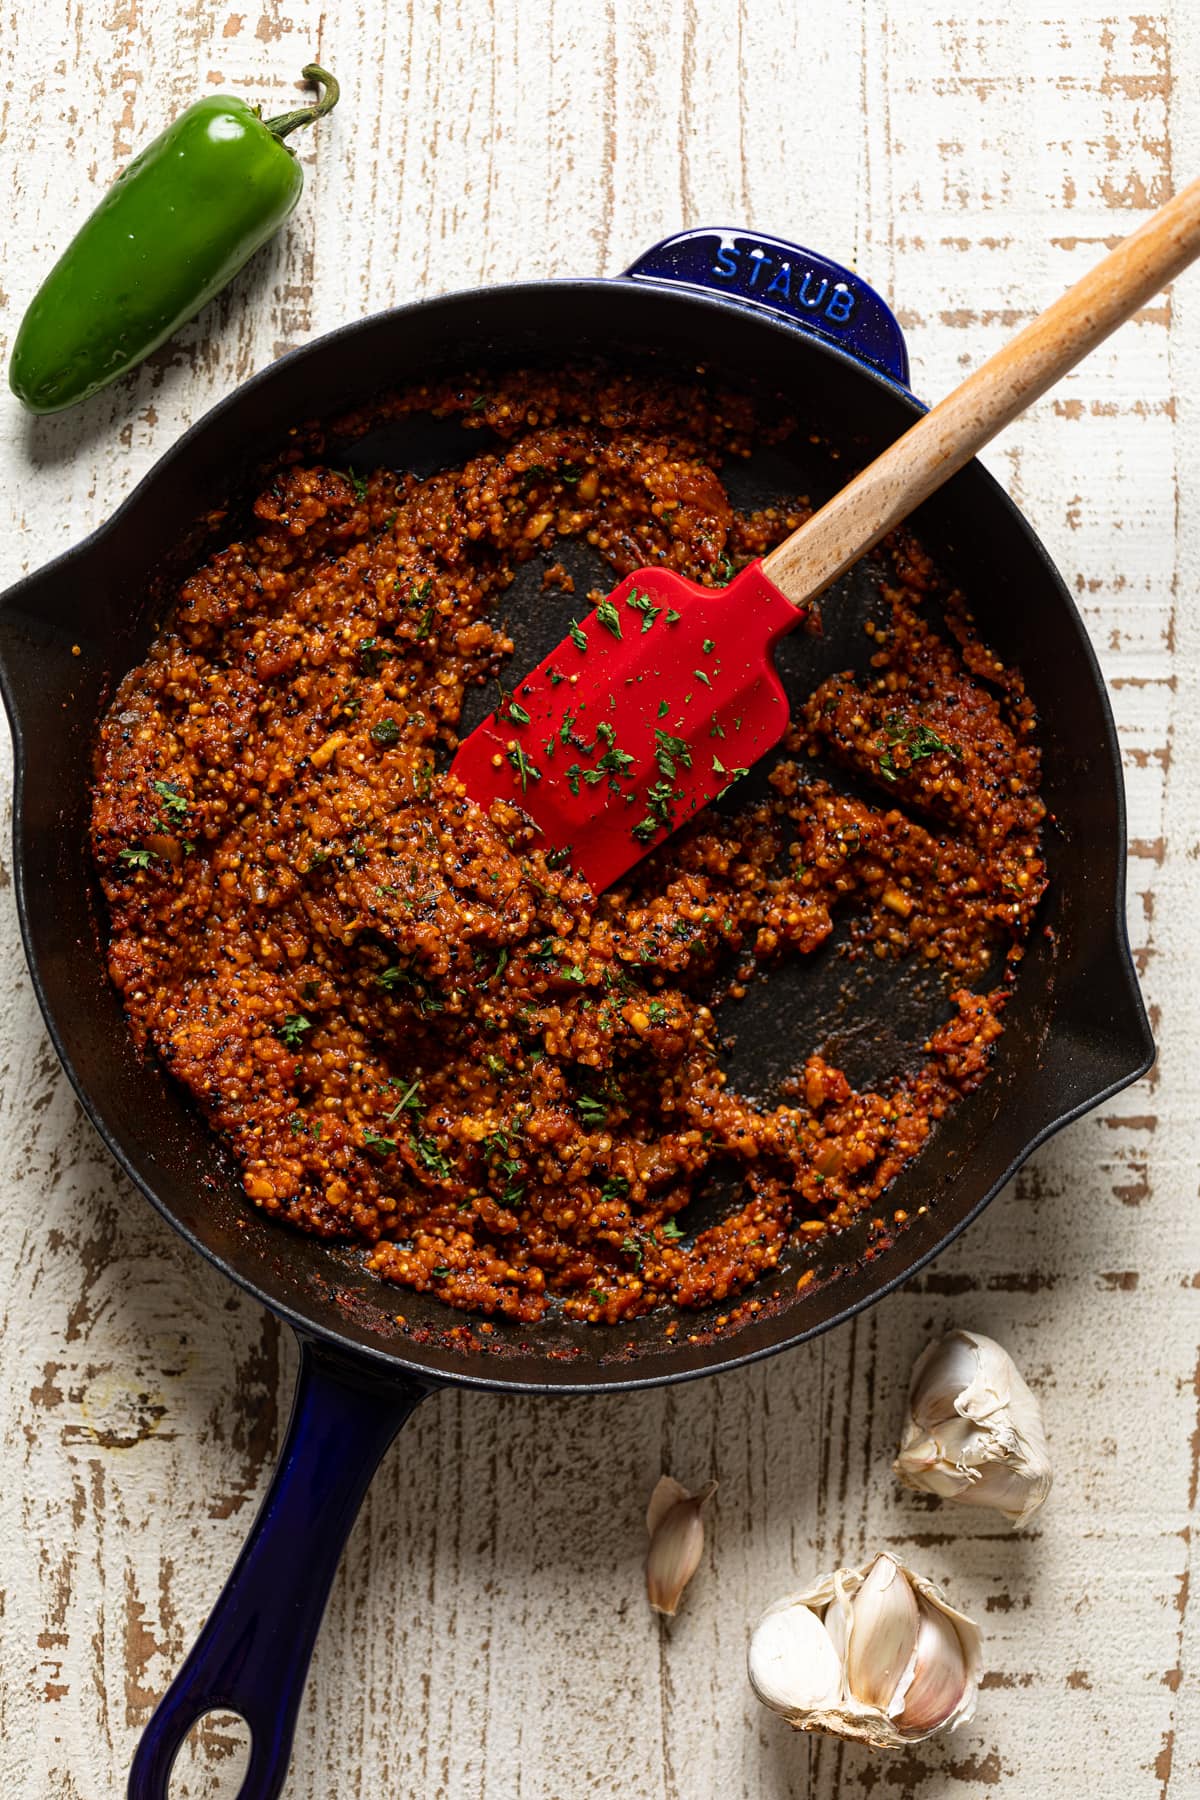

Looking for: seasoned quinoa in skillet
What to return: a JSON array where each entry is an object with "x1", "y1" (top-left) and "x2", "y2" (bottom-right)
[{"x1": 91, "y1": 368, "x2": 1046, "y2": 1325}]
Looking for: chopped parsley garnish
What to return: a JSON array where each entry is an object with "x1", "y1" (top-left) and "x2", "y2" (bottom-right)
[
  {"x1": 385, "y1": 1078, "x2": 423, "y2": 1122},
  {"x1": 598, "y1": 746, "x2": 635, "y2": 780},
  {"x1": 595, "y1": 598, "x2": 622, "y2": 639},
  {"x1": 878, "y1": 715, "x2": 961, "y2": 782},
  {"x1": 701, "y1": 638, "x2": 715, "y2": 653},
  {"x1": 276, "y1": 1013, "x2": 312, "y2": 1049},
  {"x1": 339, "y1": 468, "x2": 368, "y2": 501},
  {"x1": 151, "y1": 779, "x2": 189, "y2": 823},
  {"x1": 694, "y1": 668, "x2": 712, "y2": 688},
  {"x1": 371, "y1": 717, "x2": 401, "y2": 746},
  {"x1": 657, "y1": 699, "x2": 669, "y2": 718},
  {"x1": 713, "y1": 755, "x2": 750, "y2": 783},
  {"x1": 362, "y1": 1127, "x2": 397, "y2": 1157},
  {"x1": 496, "y1": 683, "x2": 530, "y2": 727},
  {"x1": 601, "y1": 1175, "x2": 630, "y2": 1200},
  {"x1": 659, "y1": 1219, "x2": 685, "y2": 1241},
  {"x1": 119, "y1": 846, "x2": 155, "y2": 869},
  {"x1": 654, "y1": 730, "x2": 693, "y2": 781},
  {"x1": 621, "y1": 1233, "x2": 644, "y2": 1269},
  {"x1": 507, "y1": 743, "x2": 541, "y2": 792},
  {"x1": 712, "y1": 552, "x2": 735, "y2": 586},
  {"x1": 411, "y1": 1132, "x2": 453, "y2": 1179},
  {"x1": 375, "y1": 965, "x2": 442, "y2": 1016},
  {"x1": 632, "y1": 776, "x2": 680, "y2": 844},
  {"x1": 566, "y1": 761, "x2": 594, "y2": 796},
  {"x1": 575, "y1": 1093, "x2": 608, "y2": 1126},
  {"x1": 648, "y1": 1000, "x2": 668, "y2": 1025},
  {"x1": 666, "y1": 608, "x2": 681, "y2": 625},
  {"x1": 626, "y1": 590, "x2": 662, "y2": 632},
  {"x1": 569, "y1": 620, "x2": 588, "y2": 651},
  {"x1": 560, "y1": 962, "x2": 587, "y2": 983},
  {"x1": 358, "y1": 637, "x2": 386, "y2": 674}
]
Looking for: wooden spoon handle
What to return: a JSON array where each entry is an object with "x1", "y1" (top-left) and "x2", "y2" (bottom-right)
[{"x1": 762, "y1": 177, "x2": 1200, "y2": 605}]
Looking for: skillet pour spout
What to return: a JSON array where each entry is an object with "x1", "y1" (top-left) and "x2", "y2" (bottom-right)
[{"x1": 0, "y1": 238, "x2": 1153, "y2": 1799}]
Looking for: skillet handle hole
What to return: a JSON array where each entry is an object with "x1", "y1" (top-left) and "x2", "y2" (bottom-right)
[{"x1": 167, "y1": 1710, "x2": 253, "y2": 1800}]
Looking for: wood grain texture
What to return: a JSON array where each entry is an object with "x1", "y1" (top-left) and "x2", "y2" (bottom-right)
[
  {"x1": 0, "y1": 3, "x2": 1196, "y2": 1796},
  {"x1": 763, "y1": 173, "x2": 1200, "y2": 604}
]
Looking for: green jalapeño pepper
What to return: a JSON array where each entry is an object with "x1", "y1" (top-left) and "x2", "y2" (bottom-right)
[{"x1": 9, "y1": 64, "x2": 339, "y2": 414}]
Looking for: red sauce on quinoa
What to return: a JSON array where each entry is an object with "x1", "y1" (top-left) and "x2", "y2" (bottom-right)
[{"x1": 91, "y1": 368, "x2": 1046, "y2": 1324}]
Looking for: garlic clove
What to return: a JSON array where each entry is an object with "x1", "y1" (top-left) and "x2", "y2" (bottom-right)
[
  {"x1": 646, "y1": 1474, "x2": 689, "y2": 1537},
  {"x1": 644, "y1": 1476, "x2": 717, "y2": 1616},
  {"x1": 898, "y1": 1595, "x2": 968, "y2": 1734},
  {"x1": 747, "y1": 1556, "x2": 982, "y2": 1749},
  {"x1": 747, "y1": 1598, "x2": 843, "y2": 1715},
  {"x1": 823, "y1": 1578, "x2": 852, "y2": 1665},
  {"x1": 895, "y1": 1329, "x2": 1052, "y2": 1528},
  {"x1": 846, "y1": 1554, "x2": 919, "y2": 1716},
  {"x1": 948, "y1": 1459, "x2": 1051, "y2": 1527},
  {"x1": 908, "y1": 1331, "x2": 988, "y2": 1424}
]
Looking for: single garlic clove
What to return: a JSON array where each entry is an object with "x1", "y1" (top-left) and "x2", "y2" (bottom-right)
[
  {"x1": 644, "y1": 1476, "x2": 717, "y2": 1616},
  {"x1": 898, "y1": 1595, "x2": 968, "y2": 1734},
  {"x1": 895, "y1": 1329, "x2": 1052, "y2": 1528},
  {"x1": 748, "y1": 1599, "x2": 843, "y2": 1715},
  {"x1": 823, "y1": 1580, "x2": 851, "y2": 1665},
  {"x1": 846, "y1": 1554, "x2": 919, "y2": 1715}
]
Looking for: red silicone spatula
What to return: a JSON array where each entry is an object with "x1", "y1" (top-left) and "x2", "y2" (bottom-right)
[{"x1": 453, "y1": 180, "x2": 1200, "y2": 892}]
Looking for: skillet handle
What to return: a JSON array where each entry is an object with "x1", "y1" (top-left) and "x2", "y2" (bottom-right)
[
  {"x1": 127, "y1": 1333, "x2": 434, "y2": 1800},
  {"x1": 620, "y1": 226, "x2": 911, "y2": 388}
]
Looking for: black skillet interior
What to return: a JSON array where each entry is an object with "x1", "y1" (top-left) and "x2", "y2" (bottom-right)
[{"x1": 0, "y1": 280, "x2": 1153, "y2": 1392}]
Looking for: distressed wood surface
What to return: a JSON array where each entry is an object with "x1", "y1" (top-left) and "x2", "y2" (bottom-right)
[{"x1": 0, "y1": 4, "x2": 1197, "y2": 1796}]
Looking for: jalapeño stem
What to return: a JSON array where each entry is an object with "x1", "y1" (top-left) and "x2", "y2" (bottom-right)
[{"x1": 264, "y1": 64, "x2": 340, "y2": 141}]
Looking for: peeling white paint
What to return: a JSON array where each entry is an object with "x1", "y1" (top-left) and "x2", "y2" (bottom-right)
[{"x1": 0, "y1": 4, "x2": 1196, "y2": 1797}]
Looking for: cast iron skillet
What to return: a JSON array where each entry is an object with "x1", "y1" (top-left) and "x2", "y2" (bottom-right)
[{"x1": 0, "y1": 230, "x2": 1153, "y2": 1799}]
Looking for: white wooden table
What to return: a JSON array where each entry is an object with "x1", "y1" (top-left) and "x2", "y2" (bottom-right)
[{"x1": 1, "y1": 5, "x2": 1196, "y2": 1796}]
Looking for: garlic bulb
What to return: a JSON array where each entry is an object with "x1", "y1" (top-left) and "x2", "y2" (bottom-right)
[
  {"x1": 645, "y1": 1474, "x2": 717, "y2": 1615},
  {"x1": 894, "y1": 1329, "x2": 1052, "y2": 1528},
  {"x1": 748, "y1": 1553, "x2": 981, "y2": 1747}
]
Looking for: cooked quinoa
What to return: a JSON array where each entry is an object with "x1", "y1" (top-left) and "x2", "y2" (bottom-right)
[{"x1": 91, "y1": 367, "x2": 1046, "y2": 1324}]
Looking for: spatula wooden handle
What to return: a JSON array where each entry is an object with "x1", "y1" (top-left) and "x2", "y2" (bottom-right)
[{"x1": 762, "y1": 178, "x2": 1200, "y2": 605}]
